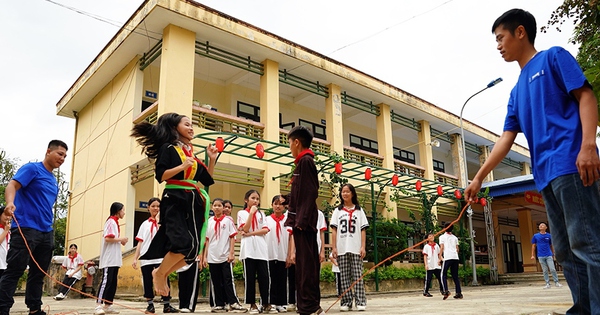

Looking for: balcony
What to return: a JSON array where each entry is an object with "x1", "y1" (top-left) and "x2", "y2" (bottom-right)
[
  {"x1": 192, "y1": 106, "x2": 265, "y2": 139},
  {"x1": 394, "y1": 160, "x2": 425, "y2": 178},
  {"x1": 343, "y1": 146, "x2": 383, "y2": 167},
  {"x1": 434, "y1": 170, "x2": 459, "y2": 186},
  {"x1": 133, "y1": 101, "x2": 158, "y2": 124},
  {"x1": 279, "y1": 130, "x2": 331, "y2": 154}
]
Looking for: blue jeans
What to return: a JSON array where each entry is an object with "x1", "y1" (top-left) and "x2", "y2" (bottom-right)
[
  {"x1": 538, "y1": 256, "x2": 559, "y2": 284},
  {"x1": 541, "y1": 174, "x2": 600, "y2": 315}
]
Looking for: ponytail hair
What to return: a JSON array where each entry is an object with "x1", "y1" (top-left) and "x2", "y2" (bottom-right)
[
  {"x1": 131, "y1": 112, "x2": 185, "y2": 159},
  {"x1": 109, "y1": 202, "x2": 124, "y2": 217}
]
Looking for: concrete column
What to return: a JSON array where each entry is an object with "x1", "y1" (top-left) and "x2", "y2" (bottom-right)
[
  {"x1": 492, "y1": 211, "x2": 504, "y2": 275},
  {"x1": 157, "y1": 24, "x2": 196, "y2": 119},
  {"x1": 376, "y1": 103, "x2": 397, "y2": 219},
  {"x1": 521, "y1": 162, "x2": 531, "y2": 175},
  {"x1": 417, "y1": 121, "x2": 435, "y2": 181},
  {"x1": 516, "y1": 208, "x2": 536, "y2": 272},
  {"x1": 479, "y1": 145, "x2": 494, "y2": 183},
  {"x1": 325, "y1": 84, "x2": 344, "y2": 155},
  {"x1": 260, "y1": 59, "x2": 281, "y2": 203},
  {"x1": 451, "y1": 133, "x2": 467, "y2": 187}
]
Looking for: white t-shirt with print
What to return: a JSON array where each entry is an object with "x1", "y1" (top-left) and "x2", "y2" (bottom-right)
[
  {"x1": 422, "y1": 242, "x2": 441, "y2": 270},
  {"x1": 62, "y1": 253, "x2": 85, "y2": 280},
  {"x1": 330, "y1": 205, "x2": 369, "y2": 256}
]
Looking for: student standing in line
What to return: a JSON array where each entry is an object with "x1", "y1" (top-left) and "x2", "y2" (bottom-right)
[
  {"x1": 464, "y1": 8, "x2": 600, "y2": 314},
  {"x1": 95, "y1": 202, "x2": 129, "y2": 315},
  {"x1": 330, "y1": 183, "x2": 369, "y2": 312},
  {"x1": 54, "y1": 244, "x2": 84, "y2": 301},
  {"x1": 531, "y1": 222, "x2": 563, "y2": 289},
  {"x1": 282, "y1": 126, "x2": 325, "y2": 315},
  {"x1": 266, "y1": 195, "x2": 292, "y2": 313},
  {"x1": 205, "y1": 198, "x2": 247, "y2": 313},
  {"x1": 438, "y1": 223, "x2": 461, "y2": 300},
  {"x1": 132, "y1": 197, "x2": 179, "y2": 313},
  {"x1": 131, "y1": 113, "x2": 217, "y2": 296},
  {"x1": 0, "y1": 208, "x2": 11, "y2": 280},
  {"x1": 237, "y1": 190, "x2": 272, "y2": 314},
  {"x1": 422, "y1": 233, "x2": 443, "y2": 297}
]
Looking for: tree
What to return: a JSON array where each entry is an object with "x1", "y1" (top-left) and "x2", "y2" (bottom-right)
[
  {"x1": 52, "y1": 169, "x2": 69, "y2": 255},
  {"x1": 543, "y1": 1, "x2": 600, "y2": 117},
  {"x1": 0, "y1": 149, "x2": 19, "y2": 205}
]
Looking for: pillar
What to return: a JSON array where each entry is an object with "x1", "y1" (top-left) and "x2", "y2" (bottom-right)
[
  {"x1": 521, "y1": 162, "x2": 531, "y2": 175},
  {"x1": 479, "y1": 145, "x2": 494, "y2": 183},
  {"x1": 451, "y1": 133, "x2": 467, "y2": 187},
  {"x1": 260, "y1": 59, "x2": 281, "y2": 202},
  {"x1": 516, "y1": 208, "x2": 536, "y2": 272},
  {"x1": 492, "y1": 211, "x2": 504, "y2": 275},
  {"x1": 417, "y1": 121, "x2": 434, "y2": 181},
  {"x1": 325, "y1": 84, "x2": 344, "y2": 155},
  {"x1": 376, "y1": 103, "x2": 397, "y2": 219}
]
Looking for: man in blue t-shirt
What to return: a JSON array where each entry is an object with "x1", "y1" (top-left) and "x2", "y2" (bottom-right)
[
  {"x1": 0, "y1": 140, "x2": 68, "y2": 315},
  {"x1": 465, "y1": 9, "x2": 600, "y2": 315},
  {"x1": 530, "y1": 222, "x2": 562, "y2": 289}
]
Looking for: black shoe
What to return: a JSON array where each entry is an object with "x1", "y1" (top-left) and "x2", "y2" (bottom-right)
[
  {"x1": 454, "y1": 293, "x2": 463, "y2": 299},
  {"x1": 163, "y1": 305, "x2": 180, "y2": 313},
  {"x1": 146, "y1": 304, "x2": 156, "y2": 314},
  {"x1": 423, "y1": 292, "x2": 433, "y2": 297},
  {"x1": 29, "y1": 311, "x2": 47, "y2": 315},
  {"x1": 442, "y1": 291, "x2": 451, "y2": 300}
]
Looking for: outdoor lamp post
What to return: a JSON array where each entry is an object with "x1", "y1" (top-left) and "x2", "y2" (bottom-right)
[{"x1": 459, "y1": 77, "x2": 503, "y2": 285}]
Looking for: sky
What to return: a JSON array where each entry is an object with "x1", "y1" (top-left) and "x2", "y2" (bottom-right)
[{"x1": 1, "y1": 0, "x2": 595, "y2": 179}]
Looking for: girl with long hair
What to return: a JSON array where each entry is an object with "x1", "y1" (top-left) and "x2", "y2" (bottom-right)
[{"x1": 131, "y1": 113, "x2": 218, "y2": 296}]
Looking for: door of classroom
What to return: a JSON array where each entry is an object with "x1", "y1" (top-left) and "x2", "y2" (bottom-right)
[{"x1": 503, "y1": 234, "x2": 524, "y2": 273}]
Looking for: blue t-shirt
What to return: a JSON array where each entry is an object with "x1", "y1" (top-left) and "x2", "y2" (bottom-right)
[
  {"x1": 504, "y1": 46, "x2": 589, "y2": 191},
  {"x1": 531, "y1": 232, "x2": 553, "y2": 257},
  {"x1": 12, "y1": 162, "x2": 58, "y2": 232}
]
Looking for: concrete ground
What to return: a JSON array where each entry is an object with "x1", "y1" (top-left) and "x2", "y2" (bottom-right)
[{"x1": 9, "y1": 283, "x2": 572, "y2": 315}]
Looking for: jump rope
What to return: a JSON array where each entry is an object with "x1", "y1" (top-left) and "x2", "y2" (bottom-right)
[{"x1": 11, "y1": 200, "x2": 472, "y2": 315}]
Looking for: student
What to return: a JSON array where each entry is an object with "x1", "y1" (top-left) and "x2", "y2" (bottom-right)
[
  {"x1": 531, "y1": 222, "x2": 563, "y2": 289},
  {"x1": 223, "y1": 200, "x2": 234, "y2": 218},
  {"x1": 265, "y1": 195, "x2": 292, "y2": 313},
  {"x1": 0, "y1": 207, "x2": 10, "y2": 280},
  {"x1": 330, "y1": 183, "x2": 368, "y2": 311},
  {"x1": 237, "y1": 190, "x2": 272, "y2": 314},
  {"x1": 464, "y1": 8, "x2": 600, "y2": 313},
  {"x1": 132, "y1": 197, "x2": 178, "y2": 313},
  {"x1": 205, "y1": 198, "x2": 246, "y2": 313},
  {"x1": 95, "y1": 202, "x2": 129, "y2": 315},
  {"x1": 282, "y1": 125, "x2": 324, "y2": 315},
  {"x1": 438, "y1": 223, "x2": 461, "y2": 300},
  {"x1": 329, "y1": 253, "x2": 341, "y2": 298},
  {"x1": 0, "y1": 140, "x2": 68, "y2": 315},
  {"x1": 316, "y1": 210, "x2": 327, "y2": 264},
  {"x1": 422, "y1": 234, "x2": 443, "y2": 297},
  {"x1": 54, "y1": 244, "x2": 84, "y2": 301},
  {"x1": 131, "y1": 113, "x2": 218, "y2": 296}
]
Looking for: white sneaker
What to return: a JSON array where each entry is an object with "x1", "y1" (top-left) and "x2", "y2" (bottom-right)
[
  {"x1": 179, "y1": 308, "x2": 191, "y2": 313},
  {"x1": 104, "y1": 305, "x2": 120, "y2": 314},
  {"x1": 275, "y1": 306, "x2": 286, "y2": 313},
  {"x1": 286, "y1": 304, "x2": 296, "y2": 312},
  {"x1": 543, "y1": 283, "x2": 551, "y2": 289},
  {"x1": 229, "y1": 302, "x2": 248, "y2": 313},
  {"x1": 357, "y1": 305, "x2": 366, "y2": 311},
  {"x1": 94, "y1": 305, "x2": 106, "y2": 315},
  {"x1": 555, "y1": 282, "x2": 563, "y2": 287},
  {"x1": 340, "y1": 305, "x2": 351, "y2": 312},
  {"x1": 54, "y1": 292, "x2": 65, "y2": 300}
]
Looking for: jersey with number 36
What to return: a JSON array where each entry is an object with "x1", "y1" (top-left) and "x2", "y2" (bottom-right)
[{"x1": 330, "y1": 205, "x2": 369, "y2": 255}]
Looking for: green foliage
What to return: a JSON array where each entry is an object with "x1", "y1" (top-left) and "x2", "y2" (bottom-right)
[
  {"x1": 168, "y1": 271, "x2": 178, "y2": 283},
  {"x1": 458, "y1": 266, "x2": 492, "y2": 285},
  {"x1": 53, "y1": 217, "x2": 67, "y2": 255},
  {"x1": 199, "y1": 267, "x2": 210, "y2": 283},
  {"x1": 0, "y1": 149, "x2": 19, "y2": 205},
  {"x1": 232, "y1": 260, "x2": 244, "y2": 280},
  {"x1": 315, "y1": 153, "x2": 347, "y2": 217},
  {"x1": 363, "y1": 265, "x2": 426, "y2": 281},
  {"x1": 320, "y1": 264, "x2": 336, "y2": 283},
  {"x1": 365, "y1": 218, "x2": 409, "y2": 264}
]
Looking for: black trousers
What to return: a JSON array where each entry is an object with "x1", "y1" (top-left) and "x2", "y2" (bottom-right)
[
  {"x1": 268, "y1": 260, "x2": 287, "y2": 306},
  {"x1": 141, "y1": 264, "x2": 171, "y2": 300},
  {"x1": 209, "y1": 262, "x2": 240, "y2": 307},
  {"x1": 178, "y1": 262, "x2": 200, "y2": 311},
  {"x1": 243, "y1": 258, "x2": 269, "y2": 305},
  {"x1": 58, "y1": 276, "x2": 78, "y2": 295},
  {"x1": 441, "y1": 259, "x2": 461, "y2": 294},
  {"x1": 424, "y1": 269, "x2": 443, "y2": 294},
  {"x1": 287, "y1": 264, "x2": 296, "y2": 304},
  {"x1": 0, "y1": 228, "x2": 54, "y2": 312},
  {"x1": 97, "y1": 267, "x2": 120, "y2": 305},
  {"x1": 293, "y1": 229, "x2": 320, "y2": 315}
]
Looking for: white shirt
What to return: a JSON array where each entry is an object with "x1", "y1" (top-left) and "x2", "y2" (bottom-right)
[
  {"x1": 62, "y1": 253, "x2": 85, "y2": 280},
  {"x1": 135, "y1": 218, "x2": 163, "y2": 266},
  {"x1": 316, "y1": 210, "x2": 327, "y2": 253},
  {"x1": 422, "y1": 242, "x2": 441, "y2": 270},
  {"x1": 99, "y1": 216, "x2": 123, "y2": 269},
  {"x1": 439, "y1": 233, "x2": 459, "y2": 260},
  {"x1": 237, "y1": 209, "x2": 269, "y2": 260},
  {"x1": 265, "y1": 214, "x2": 292, "y2": 261},
  {"x1": 206, "y1": 215, "x2": 238, "y2": 264},
  {"x1": 0, "y1": 225, "x2": 10, "y2": 270},
  {"x1": 330, "y1": 205, "x2": 369, "y2": 255}
]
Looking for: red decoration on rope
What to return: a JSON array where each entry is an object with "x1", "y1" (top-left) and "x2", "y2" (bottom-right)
[
  {"x1": 391, "y1": 174, "x2": 399, "y2": 186},
  {"x1": 255, "y1": 143, "x2": 265, "y2": 159},
  {"x1": 436, "y1": 185, "x2": 443, "y2": 196},
  {"x1": 480, "y1": 198, "x2": 487, "y2": 207},
  {"x1": 415, "y1": 180, "x2": 422, "y2": 192},
  {"x1": 454, "y1": 189, "x2": 462, "y2": 200},
  {"x1": 365, "y1": 168, "x2": 372, "y2": 181},
  {"x1": 334, "y1": 162, "x2": 343, "y2": 175},
  {"x1": 215, "y1": 137, "x2": 225, "y2": 152}
]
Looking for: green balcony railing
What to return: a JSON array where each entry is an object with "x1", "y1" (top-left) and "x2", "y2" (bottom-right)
[{"x1": 192, "y1": 106, "x2": 264, "y2": 139}]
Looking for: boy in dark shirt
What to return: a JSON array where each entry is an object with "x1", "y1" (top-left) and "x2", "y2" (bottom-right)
[{"x1": 283, "y1": 126, "x2": 324, "y2": 315}]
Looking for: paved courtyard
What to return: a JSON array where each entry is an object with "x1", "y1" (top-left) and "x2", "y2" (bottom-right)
[{"x1": 9, "y1": 283, "x2": 572, "y2": 315}]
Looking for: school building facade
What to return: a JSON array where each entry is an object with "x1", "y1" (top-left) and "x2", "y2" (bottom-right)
[{"x1": 55, "y1": 0, "x2": 546, "y2": 285}]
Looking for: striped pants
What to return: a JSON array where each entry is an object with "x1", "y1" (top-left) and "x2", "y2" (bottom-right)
[{"x1": 337, "y1": 253, "x2": 366, "y2": 307}]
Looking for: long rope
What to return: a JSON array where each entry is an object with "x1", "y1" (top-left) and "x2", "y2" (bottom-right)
[
  {"x1": 11, "y1": 215, "x2": 146, "y2": 314},
  {"x1": 325, "y1": 202, "x2": 472, "y2": 313}
]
